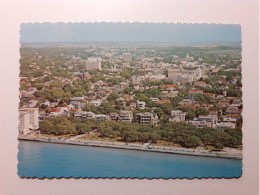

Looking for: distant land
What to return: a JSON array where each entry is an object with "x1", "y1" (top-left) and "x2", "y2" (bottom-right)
[{"x1": 20, "y1": 23, "x2": 241, "y2": 43}]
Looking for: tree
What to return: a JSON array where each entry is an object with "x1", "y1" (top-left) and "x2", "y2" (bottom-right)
[
  {"x1": 39, "y1": 120, "x2": 55, "y2": 134},
  {"x1": 124, "y1": 87, "x2": 134, "y2": 94},
  {"x1": 185, "y1": 111, "x2": 196, "y2": 121},
  {"x1": 76, "y1": 123, "x2": 91, "y2": 135},
  {"x1": 107, "y1": 92, "x2": 119, "y2": 101},
  {"x1": 184, "y1": 136, "x2": 201, "y2": 148},
  {"x1": 215, "y1": 143, "x2": 224, "y2": 150}
]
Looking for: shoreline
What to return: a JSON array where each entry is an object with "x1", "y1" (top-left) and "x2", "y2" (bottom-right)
[{"x1": 18, "y1": 135, "x2": 243, "y2": 160}]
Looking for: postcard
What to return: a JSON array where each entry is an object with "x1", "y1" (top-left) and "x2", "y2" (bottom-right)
[{"x1": 18, "y1": 22, "x2": 243, "y2": 179}]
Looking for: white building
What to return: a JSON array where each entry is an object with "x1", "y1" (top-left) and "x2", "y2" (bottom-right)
[
  {"x1": 169, "y1": 110, "x2": 186, "y2": 122},
  {"x1": 18, "y1": 110, "x2": 30, "y2": 134},
  {"x1": 150, "y1": 97, "x2": 159, "y2": 102},
  {"x1": 86, "y1": 57, "x2": 102, "y2": 70},
  {"x1": 89, "y1": 100, "x2": 102, "y2": 106},
  {"x1": 119, "y1": 111, "x2": 133, "y2": 122},
  {"x1": 19, "y1": 108, "x2": 39, "y2": 134},
  {"x1": 137, "y1": 100, "x2": 146, "y2": 109},
  {"x1": 95, "y1": 114, "x2": 109, "y2": 120},
  {"x1": 136, "y1": 112, "x2": 158, "y2": 125},
  {"x1": 216, "y1": 122, "x2": 236, "y2": 131}
]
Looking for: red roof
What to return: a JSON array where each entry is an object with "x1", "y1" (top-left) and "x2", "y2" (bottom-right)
[
  {"x1": 205, "y1": 93, "x2": 216, "y2": 97},
  {"x1": 49, "y1": 107, "x2": 61, "y2": 112},
  {"x1": 180, "y1": 104, "x2": 195, "y2": 108},
  {"x1": 161, "y1": 84, "x2": 177, "y2": 89},
  {"x1": 194, "y1": 81, "x2": 206, "y2": 84},
  {"x1": 158, "y1": 99, "x2": 171, "y2": 104}
]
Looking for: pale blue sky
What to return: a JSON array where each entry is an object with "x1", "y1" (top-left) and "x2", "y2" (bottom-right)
[{"x1": 20, "y1": 22, "x2": 241, "y2": 43}]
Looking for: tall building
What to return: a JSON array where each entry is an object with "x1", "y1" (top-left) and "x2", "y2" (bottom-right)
[
  {"x1": 86, "y1": 57, "x2": 102, "y2": 70},
  {"x1": 18, "y1": 110, "x2": 30, "y2": 134},
  {"x1": 19, "y1": 108, "x2": 39, "y2": 134},
  {"x1": 122, "y1": 53, "x2": 132, "y2": 62}
]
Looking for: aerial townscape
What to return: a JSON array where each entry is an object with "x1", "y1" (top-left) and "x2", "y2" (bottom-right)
[{"x1": 19, "y1": 42, "x2": 242, "y2": 156}]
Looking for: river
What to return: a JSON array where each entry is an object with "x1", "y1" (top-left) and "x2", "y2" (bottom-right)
[{"x1": 18, "y1": 140, "x2": 242, "y2": 178}]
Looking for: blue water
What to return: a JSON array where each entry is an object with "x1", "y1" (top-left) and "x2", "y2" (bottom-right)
[{"x1": 17, "y1": 140, "x2": 242, "y2": 178}]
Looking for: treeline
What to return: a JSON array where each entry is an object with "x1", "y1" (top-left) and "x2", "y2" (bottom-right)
[{"x1": 39, "y1": 117, "x2": 242, "y2": 150}]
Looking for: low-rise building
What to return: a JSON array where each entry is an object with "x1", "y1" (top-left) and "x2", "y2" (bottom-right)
[
  {"x1": 193, "y1": 81, "x2": 211, "y2": 88},
  {"x1": 169, "y1": 110, "x2": 186, "y2": 122},
  {"x1": 118, "y1": 111, "x2": 133, "y2": 122},
  {"x1": 82, "y1": 111, "x2": 95, "y2": 119},
  {"x1": 150, "y1": 97, "x2": 159, "y2": 102},
  {"x1": 137, "y1": 100, "x2": 146, "y2": 109},
  {"x1": 89, "y1": 99, "x2": 102, "y2": 106},
  {"x1": 189, "y1": 89, "x2": 204, "y2": 94},
  {"x1": 216, "y1": 122, "x2": 236, "y2": 131},
  {"x1": 136, "y1": 112, "x2": 158, "y2": 125},
  {"x1": 109, "y1": 112, "x2": 119, "y2": 121},
  {"x1": 95, "y1": 114, "x2": 109, "y2": 120},
  {"x1": 188, "y1": 115, "x2": 218, "y2": 128},
  {"x1": 188, "y1": 120, "x2": 212, "y2": 128}
]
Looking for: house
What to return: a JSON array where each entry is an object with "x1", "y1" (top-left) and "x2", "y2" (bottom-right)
[
  {"x1": 81, "y1": 111, "x2": 95, "y2": 119},
  {"x1": 160, "y1": 91, "x2": 179, "y2": 98},
  {"x1": 223, "y1": 117, "x2": 237, "y2": 123},
  {"x1": 216, "y1": 122, "x2": 236, "y2": 131},
  {"x1": 129, "y1": 102, "x2": 137, "y2": 109},
  {"x1": 70, "y1": 97, "x2": 85, "y2": 107},
  {"x1": 158, "y1": 99, "x2": 171, "y2": 104},
  {"x1": 150, "y1": 97, "x2": 159, "y2": 102},
  {"x1": 137, "y1": 100, "x2": 146, "y2": 109},
  {"x1": 169, "y1": 110, "x2": 186, "y2": 122},
  {"x1": 109, "y1": 112, "x2": 119, "y2": 121},
  {"x1": 205, "y1": 93, "x2": 216, "y2": 98},
  {"x1": 89, "y1": 99, "x2": 102, "y2": 106},
  {"x1": 49, "y1": 107, "x2": 70, "y2": 117},
  {"x1": 188, "y1": 120, "x2": 212, "y2": 128},
  {"x1": 189, "y1": 89, "x2": 203, "y2": 94},
  {"x1": 193, "y1": 81, "x2": 211, "y2": 88},
  {"x1": 161, "y1": 84, "x2": 177, "y2": 90},
  {"x1": 189, "y1": 115, "x2": 218, "y2": 128},
  {"x1": 136, "y1": 112, "x2": 158, "y2": 125},
  {"x1": 95, "y1": 114, "x2": 109, "y2": 120},
  {"x1": 118, "y1": 111, "x2": 133, "y2": 122},
  {"x1": 74, "y1": 112, "x2": 82, "y2": 118}
]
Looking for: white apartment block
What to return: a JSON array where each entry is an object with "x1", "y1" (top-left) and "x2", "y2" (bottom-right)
[
  {"x1": 18, "y1": 110, "x2": 30, "y2": 134},
  {"x1": 19, "y1": 108, "x2": 39, "y2": 134}
]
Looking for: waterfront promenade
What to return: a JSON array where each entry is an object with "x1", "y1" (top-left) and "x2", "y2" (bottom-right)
[{"x1": 18, "y1": 134, "x2": 242, "y2": 160}]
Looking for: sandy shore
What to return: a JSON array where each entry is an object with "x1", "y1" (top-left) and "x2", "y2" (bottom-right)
[{"x1": 18, "y1": 134, "x2": 242, "y2": 160}]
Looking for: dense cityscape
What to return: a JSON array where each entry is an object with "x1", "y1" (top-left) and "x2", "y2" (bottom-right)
[{"x1": 19, "y1": 42, "x2": 242, "y2": 151}]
